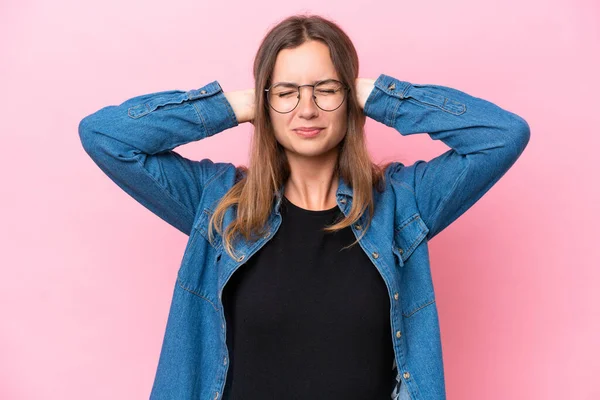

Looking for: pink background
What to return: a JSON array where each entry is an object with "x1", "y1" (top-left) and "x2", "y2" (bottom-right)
[{"x1": 2, "y1": 1, "x2": 599, "y2": 399}]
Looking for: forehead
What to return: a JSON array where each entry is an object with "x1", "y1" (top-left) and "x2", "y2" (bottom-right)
[{"x1": 271, "y1": 41, "x2": 339, "y2": 84}]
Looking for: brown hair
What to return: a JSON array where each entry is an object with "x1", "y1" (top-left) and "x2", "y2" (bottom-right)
[{"x1": 208, "y1": 13, "x2": 393, "y2": 260}]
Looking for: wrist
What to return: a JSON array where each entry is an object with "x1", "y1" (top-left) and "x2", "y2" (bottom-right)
[
  {"x1": 224, "y1": 89, "x2": 255, "y2": 124},
  {"x1": 355, "y1": 78, "x2": 376, "y2": 110}
]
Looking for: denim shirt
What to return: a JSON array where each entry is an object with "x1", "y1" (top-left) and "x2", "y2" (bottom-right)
[{"x1": 79, "y1": 73, "x2": 530, "y2": 400}]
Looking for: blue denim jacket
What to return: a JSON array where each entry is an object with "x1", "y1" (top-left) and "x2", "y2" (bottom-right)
[{"x1": 79, "y1": 73, "x2": 530, "y2": 400}]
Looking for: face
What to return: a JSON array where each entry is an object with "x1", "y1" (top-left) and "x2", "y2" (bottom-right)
[{"x1": 267, "y1": 40, "x2": 348, "y2": 161}]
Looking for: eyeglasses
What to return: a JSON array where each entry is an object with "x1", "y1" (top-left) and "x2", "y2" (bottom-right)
[{"x1": 264, "y1": 79, "x2": 349, "y2": 114}]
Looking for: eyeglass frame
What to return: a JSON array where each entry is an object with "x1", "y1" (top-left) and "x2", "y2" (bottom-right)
[{"x1": 264, "y1": 79, "x2": 350, "y2": 114}]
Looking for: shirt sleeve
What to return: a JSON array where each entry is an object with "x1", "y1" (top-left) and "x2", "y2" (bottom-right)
[
  {"x1": 78, "y1": 80, "x2": 239, "y2": 236},
  {"x1": 364, "y1": 73, "x2": 530, "y2": 241}
]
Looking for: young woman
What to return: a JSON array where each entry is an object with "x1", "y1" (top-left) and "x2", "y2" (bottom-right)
[{"x1": 79, "y1": 14, "x2": 530, "y2": 400}]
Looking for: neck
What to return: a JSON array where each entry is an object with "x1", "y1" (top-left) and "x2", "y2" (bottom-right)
[{"x1": 283, "y1": 149, "x2": 339, "y2": 211}]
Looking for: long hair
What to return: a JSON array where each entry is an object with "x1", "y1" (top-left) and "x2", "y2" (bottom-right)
[{"x1": 209, "y1": 14, "x2": 393, "y2": 260}]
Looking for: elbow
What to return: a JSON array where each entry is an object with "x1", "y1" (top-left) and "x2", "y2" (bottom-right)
[
  {"x1": 516, "y1": 116, "x2": 531, "y2": 154},
  {"x1": 78, "y1": 116, "x2": 90, "y2": 146},
  {"x1": 78, "y1": 113, "x2": 108, "y2": 159},
  {"x1": 78, "y1": 116, "x2": 96, "y2": 155},
  {"x1": 79, "y1": 107, "x2": 109, "y2": 154},
  {"x1": 507, "y1": 114, "x2": 531, "y2": 158}
]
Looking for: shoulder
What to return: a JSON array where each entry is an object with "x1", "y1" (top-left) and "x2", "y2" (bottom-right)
[{"x1": 383, "y1": 161, "x2": 420, "y2": 195}]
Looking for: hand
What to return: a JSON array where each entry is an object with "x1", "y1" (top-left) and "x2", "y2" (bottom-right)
[
  {"x1": 224, "y1": 89, "x2": 256, "y2": 125},
  {"x1": 354, "y1": 78, "x2": 376, "y2": 110},
  {"x1": 244, "y1": 88, "x2": 256, "y2": 126}
]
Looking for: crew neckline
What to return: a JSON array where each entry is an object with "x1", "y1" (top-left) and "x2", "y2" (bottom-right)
[{"x1": 282, "y1": 195, "x2": 339, "y2": 216}]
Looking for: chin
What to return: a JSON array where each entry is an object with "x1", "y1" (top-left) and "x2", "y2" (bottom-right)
[{"x1": 289, "y1": 142, "x2": 340, "y2": 157}]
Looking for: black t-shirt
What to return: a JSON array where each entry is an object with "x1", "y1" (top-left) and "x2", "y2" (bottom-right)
[{"x1": 222, "y1": 195, "x2": 395, "y2": 399}]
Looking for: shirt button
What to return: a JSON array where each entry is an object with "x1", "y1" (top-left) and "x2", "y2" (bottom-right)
[
  {"x1": 200, "y1": 90, "x2": 207, "y2": 94},
  {"x1": 340, "y1": 198, "x2": 347, "y2": 204},
  {"x1": 396, "y1": 330, "x2": 402, "y2": 338},
  {"x1": 403, "y1": 371, "x2": 410, "y2": 379},
  {"x1": 394, "y1": 293, "x2": 399, "y2": 300},
  {"x1": 354, "y1": 224, "x2": 362, "y2": 230},
  {"x1": 388, "y1": 82, "x2": 396, "y2": 91},
  {"x1": 372, "y1": 251, "x2": 379, "y2": 259},
  {"x1": 398, "y1": 247, "x2": 404, "y2": 254}
]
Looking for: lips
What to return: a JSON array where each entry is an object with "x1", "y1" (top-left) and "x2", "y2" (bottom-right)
[{"x1": 294, "y1": 128, "x2": 323, "y2": 137}]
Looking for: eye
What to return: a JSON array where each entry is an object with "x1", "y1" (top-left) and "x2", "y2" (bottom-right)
[{"x1": 277, "y1": 91, "x2": 296, "y2": 98}]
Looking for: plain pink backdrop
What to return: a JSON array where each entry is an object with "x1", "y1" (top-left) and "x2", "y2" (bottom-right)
[{"x1": 1, "y1": 1, "x2": 599, "y2": 399}]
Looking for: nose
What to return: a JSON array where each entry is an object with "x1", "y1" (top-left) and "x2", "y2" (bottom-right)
[{"x1": 296, "y1": 85, "x2": 319, "y2": 116}]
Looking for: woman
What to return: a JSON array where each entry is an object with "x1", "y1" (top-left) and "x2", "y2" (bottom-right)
[{"x1": 79, "y1": 14, "x2": 530, "y2": 400}]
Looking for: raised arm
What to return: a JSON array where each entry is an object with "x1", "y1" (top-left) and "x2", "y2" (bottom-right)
[
  {"x1": 362, "y1": 73, "x2": 531, "y2": 241},
  {"x1": 78, "y1": 80, "x2": 248, "y2": 236}
]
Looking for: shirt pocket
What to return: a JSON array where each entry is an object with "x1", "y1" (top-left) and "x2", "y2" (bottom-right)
[
  {"x1": 193, "y1": 207, "x2": 223, "y2": 251},
  {"x1": 391, "y1": 212, "x2": 429, "y2": 267},
  {"x1": 176, "y1": 207, "x2": 223, "y2": 300}
]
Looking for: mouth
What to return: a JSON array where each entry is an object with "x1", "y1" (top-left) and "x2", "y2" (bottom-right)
[{"x1": 294, "y1": 128, "x2": 324, "y2": 138}]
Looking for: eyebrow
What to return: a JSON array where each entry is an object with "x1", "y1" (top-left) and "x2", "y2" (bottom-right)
[{"x1": 273, "y1": 78, "x2": 338, "y2": 86}]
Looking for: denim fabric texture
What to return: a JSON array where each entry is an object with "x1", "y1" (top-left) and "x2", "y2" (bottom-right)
[{"x1": 79, "y1": 73, "x2": 530, "y2": 400}]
